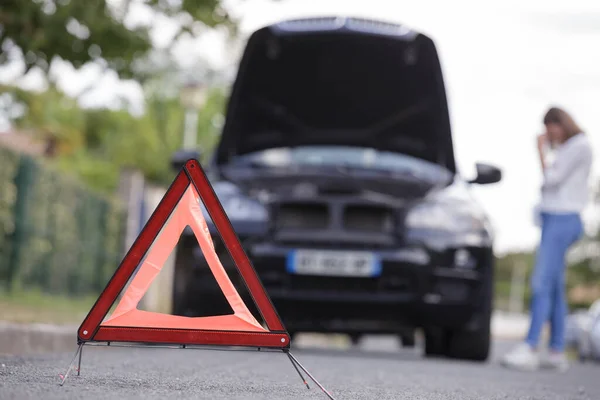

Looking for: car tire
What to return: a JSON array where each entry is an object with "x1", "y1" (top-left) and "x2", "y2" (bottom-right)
[
  {"x1": 400, "y1": 333, "x2": 416, "y2": 348},
  {"x1": 172, "y1": 242, "x2": 194, "y2": 317},
  {"x1": 446, "y1": 310, "x2": 491, "y2": 361},
  {"x1": 424, "y1": 319, "x2": 490, "y2": 361},
  {"x1": 349, "y1": 334, "x2": 362, "y2": 346},
  {"x1": 288, "y1": 331, "x2": 299, "y2": 346},
  {"x1": 172, "y1": 236, "x2": 234, "y2": 318},
  {"x1": 424, "y1": 328, "x2": 448, "y2": 357},
  {"x1": 446, "y1": 258, "x2": 494, "y2": 362}
]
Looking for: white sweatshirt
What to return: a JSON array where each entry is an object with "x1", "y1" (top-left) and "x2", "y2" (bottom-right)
[{"x1": 539, "y1": 132, "x2": 593, "y2": 214}]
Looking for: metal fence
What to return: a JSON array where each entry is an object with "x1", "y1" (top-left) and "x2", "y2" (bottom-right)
[{"x1": 0, "y1": 146, "x2": 126, "y2": 296}]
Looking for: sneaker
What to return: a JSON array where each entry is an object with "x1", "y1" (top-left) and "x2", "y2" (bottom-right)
[
  {"x1": 500, "y1": 343, "x2": 540, "y2": 371},
  {"x1": 540, "y1": 351, "x2": 569, "y2": 372}
]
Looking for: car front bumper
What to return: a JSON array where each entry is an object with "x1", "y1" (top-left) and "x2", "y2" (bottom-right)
[{"x1": 184, "y1": 234, "x2": 493, "y2": 333}]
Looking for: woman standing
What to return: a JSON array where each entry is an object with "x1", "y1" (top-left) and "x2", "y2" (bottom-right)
[{"x1": 502, "y1": 107, "x2": 593, "y2": 371}]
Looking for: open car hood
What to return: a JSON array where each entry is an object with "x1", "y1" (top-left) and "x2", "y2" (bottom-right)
[{"x1": 215, "y1": 16, "x2": 457, "y2": 173}]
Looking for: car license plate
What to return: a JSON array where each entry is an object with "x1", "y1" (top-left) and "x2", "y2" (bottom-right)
[{"x1": 286, "y1": 250, "x2": 381, "y2": 277}]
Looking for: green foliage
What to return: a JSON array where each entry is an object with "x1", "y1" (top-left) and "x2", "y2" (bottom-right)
[
  {"x1": 567, "y1": 259, "x2": 600, "y2": 286},
  {"x1": 1, "y1": 0, "x2": 235, "y2": 191},
  {"x1": 0, "y1": 147, "x2": 20, "y2": 283},
  {"x1": 0, "y1": 148, "x2": 126, "y2": 295},
  {"x1": 0, "y1": 288, "x2": 97, "y2": 324},
  {"x1": 0, "y1": 0, "x2": 235, "y2": 81},
  {"x1": 493, "y1": 252, "x2": 534, "y2": 311},
  {"x1": 494, "y1": 252, "x2": 535, "y2": 281},
  {"x1": 494, "y1": 249, "x2": 600, "y2": 311},
  {"x1": 3, "y1": 83, "x2": 86, "y2": 152},
  {"x1": 1, "y1": 83, "x2": 228, "y2": 192}
]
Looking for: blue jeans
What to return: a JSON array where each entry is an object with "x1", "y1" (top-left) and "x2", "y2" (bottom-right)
[{"x1": 525, "y1": 212, "x2": 583, "y2": 351}]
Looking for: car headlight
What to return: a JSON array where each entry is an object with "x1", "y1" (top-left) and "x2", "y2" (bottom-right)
[
  {"x1": 199, "y1": 181, "x2": 269, "y2": 222},
  {"x1": 220, "y1": 195, "x2": 269, "y2": 221},
  {"x1": 406, "y1": 200, "x2": 486, "y2": 233}
]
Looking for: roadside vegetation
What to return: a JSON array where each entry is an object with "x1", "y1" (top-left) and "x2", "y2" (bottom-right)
[{"x1": 0, "y1": 289, "x2": 96, "y2": 324}]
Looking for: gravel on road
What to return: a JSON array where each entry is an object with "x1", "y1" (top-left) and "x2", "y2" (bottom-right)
[{"x1": 1, "y1": 339, "x2": 598, "y2": 400}]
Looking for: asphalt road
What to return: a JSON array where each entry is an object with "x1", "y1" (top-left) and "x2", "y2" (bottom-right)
[{"x1": 1, "y1": 336, "x2": 598, "y2": 400}]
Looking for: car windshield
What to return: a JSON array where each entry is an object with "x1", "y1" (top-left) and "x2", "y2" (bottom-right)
[{"x1": 229, "y1": 146, "x2": 453, "y2": 181}]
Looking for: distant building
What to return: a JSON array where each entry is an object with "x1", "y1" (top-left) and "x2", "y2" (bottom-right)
[{"x1": 0, "y1": 130, "x2": 56, "y2": 157}]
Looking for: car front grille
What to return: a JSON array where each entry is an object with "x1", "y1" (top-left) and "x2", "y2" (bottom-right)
[
  {"x1": 343, "y1": 205, "x2": 395, "y2": 233},
  {"x1": 275, "y1": 202, "x2": 329, "y2": 230},
  {"x1": 274, "y1": 202, "x2": 398, "y2": 232}
]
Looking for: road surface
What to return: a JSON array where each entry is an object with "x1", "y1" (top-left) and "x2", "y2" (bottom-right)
[{"x1": 1, "y1": 336, "x2": 598, "y2": 400}]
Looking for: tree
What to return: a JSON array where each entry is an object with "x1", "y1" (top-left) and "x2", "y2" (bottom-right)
[
  {"x1": 0, "y1": 0, "x2": 236, "y2": 82},
  {"x1": 1, "y1": 80, "x2": 227, "y2": 193},
  {"x1": 1, "y1": 83, "x2": 86, "y2": 154},
  {"x1": 1, "y1": 0, "x2": 236, "y2": 192}
]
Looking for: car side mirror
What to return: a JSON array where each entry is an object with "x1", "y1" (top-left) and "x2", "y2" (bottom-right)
[
  {"x1": 469, "y1": 162, "x2": 502, "y2": 185},
  {"x1": 171, "y1": 148, "x2": 202, "y2": 171}
]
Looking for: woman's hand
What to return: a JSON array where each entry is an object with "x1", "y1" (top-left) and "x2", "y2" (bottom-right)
[
  {"x1": 537, "y1": 133, "x2": 547, "y2": 171},
  {"x1": 537, "y1": 133, "x2": 548, "y2": 151}
]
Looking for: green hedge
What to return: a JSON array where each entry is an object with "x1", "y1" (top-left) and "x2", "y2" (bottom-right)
[
  {"x1": 0, "y1": 146, "x2": 126, "y2": 296},
  {"x1": 0, "y1": 147, "x2": 20, "y2": 283}
]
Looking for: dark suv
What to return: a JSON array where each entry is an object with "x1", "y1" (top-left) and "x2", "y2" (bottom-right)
[{"x1": 171, "y1": 16, "x2": 502, "y2": 361}]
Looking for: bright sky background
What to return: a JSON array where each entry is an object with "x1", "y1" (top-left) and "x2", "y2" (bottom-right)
[{"x1": 1, "y1": 0, "x2": 599, "y2": 254}]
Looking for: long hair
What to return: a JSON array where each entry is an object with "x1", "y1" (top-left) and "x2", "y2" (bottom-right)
[{"x1": 543, "y1": 107, "x2": 584, "y2": 140}]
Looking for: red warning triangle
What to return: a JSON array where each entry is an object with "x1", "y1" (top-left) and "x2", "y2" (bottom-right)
[{"x1": 78, "y1": 159, "x2": 290, "y2": 349}]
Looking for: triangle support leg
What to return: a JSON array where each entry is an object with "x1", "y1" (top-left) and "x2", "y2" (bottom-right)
[
  {"x1": 77, "y1": 343, "x2": 83, "y2": 376},
  {"x1": 59, "y1": 344, "x2": 83, "y2": 386},
  {"x1": 286, "y1": 351, "x2": 310, "y2": 389},
  {"x1": 287, "y1": 351, "x2": 336, "y2": 400}
]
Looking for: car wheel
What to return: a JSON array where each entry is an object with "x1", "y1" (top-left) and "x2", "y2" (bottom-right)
[
  {"x1": 446, "y1": 324, "x2": 491, "y2": 361},
  {"x1": 349, "y1": 334, "x2": 362, "y2": 346},
  {"x1": 400, "y1": 333, "x2": 416, "y2": 348},
  {"x1": 446, "y1": 259, "x2": 494, "y2": 362},
  {"x1": 172, "y1": 243, "x2": 194, "y2": 316},
  {"x1": 172, "y1": 236, "x2": 234, "y2": 318},
  {"x1": 446, "y1": 308, "x2": 492, "y2": 362},
  {"x1": 424, "y1": 328, "x2": 449, "y2": 357}
]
